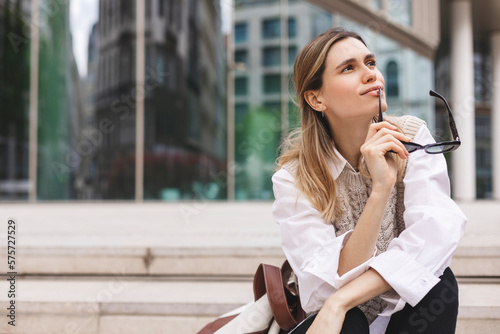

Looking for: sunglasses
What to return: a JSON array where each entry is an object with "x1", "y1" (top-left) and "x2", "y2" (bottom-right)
[{"x1": 378, "y1": 88, "x2": 461, "y2": 154}]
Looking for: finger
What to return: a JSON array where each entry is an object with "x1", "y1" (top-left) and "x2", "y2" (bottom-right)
[
  {"x1": 365, "y1": 134, "x2": 409, "y2": 158},
  {"x1": 366, "y1": 127, "x2": 411, "y2": 148},
  {"x1": 382, "y1": 141, "x2": 409, "y2": 159},
  {"x1": 366, "y1": 121, "x2": 396, "y2": 139}
]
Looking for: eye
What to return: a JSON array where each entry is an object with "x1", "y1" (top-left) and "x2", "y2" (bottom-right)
[
  {"x1": 366, "y1": 59, "x2": 377, "y2": 67},
  {"x1": 341, "y1": 64, "x2": 354, "y2": 73}
]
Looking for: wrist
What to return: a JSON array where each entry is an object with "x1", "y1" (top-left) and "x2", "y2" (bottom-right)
[
  {"x1": 324, "y1": 292, "x2": 350, "y2": 316},
  {"x1": 370, "y1": 184, "x2": 393, "y2": 200}
]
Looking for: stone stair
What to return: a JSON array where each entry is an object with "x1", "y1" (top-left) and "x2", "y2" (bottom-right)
[{"x1": 0, "y1": 201, "x2": 499, "y2": 333}]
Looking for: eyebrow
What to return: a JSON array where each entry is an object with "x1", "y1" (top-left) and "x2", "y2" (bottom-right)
[{"x1": 335, "y1": 53, "x2": 376, "y2": 71}]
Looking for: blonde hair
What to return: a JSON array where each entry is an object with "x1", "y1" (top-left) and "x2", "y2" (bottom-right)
[{"x1": 277, "y1": 28, "x2": 404, "y2": 223}]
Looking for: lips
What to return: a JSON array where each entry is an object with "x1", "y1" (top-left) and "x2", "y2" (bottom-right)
[{"x1": 362, "y1": 86, "x2": 383, "y2": 95}]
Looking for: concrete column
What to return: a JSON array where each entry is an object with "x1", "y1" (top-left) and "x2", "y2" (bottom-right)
[
  {"x1": 28, "y1": 0, "x2": 40, "y2": 201},
  {"x1": 135, "y1": 0, "x2": 145, "y2": 201},
  {"x1": 450, "y1": 0, "x2": 476, "y2": 200},
  {"x1": 492, "y1": 32, "x2": 500, "y2": 200}
]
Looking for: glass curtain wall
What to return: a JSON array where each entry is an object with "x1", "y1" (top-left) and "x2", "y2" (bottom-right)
[
  {"x1": 5, "y1": 0, "x2": 227, "y2": 201},
  {"x1": 233, "y1": 0, "x2": 289, "y2": 200},
  {"x1": 143, "y1": 0, "x2": 227, "y2": 200},
  {"x1": 232, "y1": 0, "x2": 329, "y2": 200},
  {"x1": 436, "y1": 36, "x2": 494, "y2": 198},
  {"x1": 0, "y1": 0, "x2": 30, "y2": 200},
  {"x1": 36, "y1": 0, "x2": 136, "y2": 199},
  {"x1": 233, "y1": 0, "x2": 433, "y2": 200},
  {"x1": 2, "y1": 0, "x2": 435, "y2": 201}
]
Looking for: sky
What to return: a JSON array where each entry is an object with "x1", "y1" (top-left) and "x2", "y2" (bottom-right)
[{"x1": 70, "y1": 0, "x2": 98, "y2": 78}]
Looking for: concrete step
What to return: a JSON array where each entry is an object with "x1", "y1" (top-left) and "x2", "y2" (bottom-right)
[
  {"x1": 0, "y1": 277, "x2": 498, "y2": 334},
  {"x1": 5, "y1": 243, "x2": 499, "y2": 278},
  {"x1": 1, "y1": 201, "x2": 499, "y2": 277},
  {"x1": 7, "y1": 245, "x2": 286, "y2": 277}
]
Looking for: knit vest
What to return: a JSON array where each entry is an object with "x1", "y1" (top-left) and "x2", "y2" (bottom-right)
[{"x1": 283, "y1": 115, "x2": 425, "y2": 323}]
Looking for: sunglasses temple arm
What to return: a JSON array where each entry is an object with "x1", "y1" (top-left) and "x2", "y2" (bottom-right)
[
  {"x1": 430, "y1": 90, "x2": 460, "y2": 141},
  {"x1": 378, "y1": 88, "x2": 383, "y2": 122},
  {"x1": 443, "y1": 100, "x2": 461, "y2": 141}
]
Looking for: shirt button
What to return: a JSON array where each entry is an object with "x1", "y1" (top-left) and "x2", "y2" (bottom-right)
[{"x1": 420, "y1": 278, "x2": 427, "y2": 285}]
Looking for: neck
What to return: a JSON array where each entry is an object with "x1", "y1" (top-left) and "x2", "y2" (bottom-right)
[{"x1": 327, "y1": 116, "x2": 372, "y2": 168}]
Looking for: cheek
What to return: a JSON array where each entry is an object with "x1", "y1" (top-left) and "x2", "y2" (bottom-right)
[
  {"x1": 377, "y1": 69, "x2": 385, "y2": 84},
  {"x1": 327, "y1": 78, "x2": 354, "y2": 97}
]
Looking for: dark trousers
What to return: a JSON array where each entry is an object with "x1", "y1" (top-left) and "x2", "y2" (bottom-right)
[{"x1": 293, "y1": 267, "x2": 458, "y2": 334}]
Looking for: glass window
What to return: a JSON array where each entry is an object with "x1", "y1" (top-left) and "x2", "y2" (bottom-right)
[
  {"x1": 386, "y1": 60, "x2": 399, "y2": 97},
  {"x1": 288, "y1": 46, "x2": 297, "y2": 65},
  {"x1": 37, "y1": 0, "x2": 134, "y2": 200},
  {"x1": 388, "y1": 0, "x2": 412, "y2": 26},
  {"x1": 235, "y1": 103, "x2": 249, "y2": 124},
  {"x1": 30, "y1": 0, "x2": 227, "y2": 201},
  {"x1": 230, "y1": 0, "x2": 440, "y2": 201},
  {"x1": 235, "y1": 49, "x2": 248, "y2": 65},
  {"x1": 474, "y1": 52, "x2": 493, "y2": 102},
  {"x1": 476, "y1": 115, "x2": 491, "y2": 140},
  {"x1": 234, "y1": 105, "x2": 281, "y2": 200},
  {"x1": 264, "y1": 101, "x2": 281, "y2": 113},
  {"x1": 0, "y1": 3, "x2": 30, "y2": 200},
  {"x1": 235, "y1": 77, "x2": 248, "y2": 96},
  {"x1": 159, "y1": 0, "x2": 164, "y2": 16},
  {"x1": 263, "y1": 74, "x2": 281, "y2": 94},
  {"x1": 144, "y1": 0, "x2": 227, "y2": 200},
  {"x1": 262, "y1": 47, "x2": 280, "y2": 67},
  {"x1": 262, "y1": 18, "x2": 280, "y2": 39},
  {"x1": 288, "y1": 18, "x2": 297, "y2": 38},
  {"x1": 121, "y1": 0, "x2": 134, "y2": 24},
  {"x1": 235, "y1": 22, "x2": 248, "y2": 43}
]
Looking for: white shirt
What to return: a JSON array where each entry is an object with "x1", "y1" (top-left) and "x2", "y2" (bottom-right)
[{"x1": 271, "y1": 124, "x2": 467, "y2": 333}]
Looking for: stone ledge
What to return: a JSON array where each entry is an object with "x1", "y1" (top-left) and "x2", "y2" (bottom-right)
[
  {"x1": 2, "y1": 244, "x2": 499, "y2": 276},
  {"x1": 0, "y1": 278, "x2": 498, "y2": 333},
  {"x1": 0, "y1": 279, "x2": 498, "y2": 317},
  {"x1": 0, "y1": 201, "x2": 499, "y2": 278}
]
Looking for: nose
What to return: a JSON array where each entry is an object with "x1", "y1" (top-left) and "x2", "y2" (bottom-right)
[{"x1": 363, "y1": 66, "x2": 377, "y2": 83}]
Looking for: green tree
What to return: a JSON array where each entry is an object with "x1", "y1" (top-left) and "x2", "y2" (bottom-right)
[{"x1": 235, "y1": 106, "x2": 281, "y2": 199}]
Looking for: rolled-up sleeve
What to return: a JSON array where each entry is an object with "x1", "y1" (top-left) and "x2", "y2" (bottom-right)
[
  {"x1": 272, "y1": 168, "x2": 376, "y2": 313},
  {"x1": 369, "y1": 125, "x2": 467, "y2": 310}
]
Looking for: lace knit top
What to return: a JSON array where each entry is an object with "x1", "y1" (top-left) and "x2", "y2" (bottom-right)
[{"x1": 285, "y1": 115, "x2": 425, "y2": 323}]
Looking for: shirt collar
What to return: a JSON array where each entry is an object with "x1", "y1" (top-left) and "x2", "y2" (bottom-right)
[{"x1": 329, "y1": 146, "x2": 360, "y2": 180}]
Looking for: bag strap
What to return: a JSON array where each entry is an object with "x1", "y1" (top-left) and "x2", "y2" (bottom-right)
[{"x1": 253, "y1": 261, "x2": 305, "y2": 331}]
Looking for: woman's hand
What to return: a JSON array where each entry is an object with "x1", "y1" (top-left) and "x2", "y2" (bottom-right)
[
  {"x1": 360, "y1": 121, "x2": 410, "y2": 193},
  {"x1": 305, "y1": 270, "x2": 391, "y2": 333},
  {"x1": 306, "y1": 299, "x2": 347, "y2": 334}
]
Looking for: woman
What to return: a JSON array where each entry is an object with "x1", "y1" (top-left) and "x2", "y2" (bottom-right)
[{"x1": 272, "y1": 27, "x2": 467, "y2": 333}]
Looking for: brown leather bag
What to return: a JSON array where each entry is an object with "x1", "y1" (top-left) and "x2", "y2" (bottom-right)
[{"x1": 197, "y1": 261, "x2": 306, "y2": 334}]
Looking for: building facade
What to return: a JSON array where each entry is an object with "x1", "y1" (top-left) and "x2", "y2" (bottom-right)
[
  {"x1": 0, "y1": 0, "x2": 31, "y2": 200},
  {"x1": 231, "y1": 0, "x2": 436, "y2": 200},
  {"x1": 434, "y1": 0, "x2": 499, "y2": 199},
  {"x1": 0, "y1": 0, "x2": 498, "y2": 201},
  {"x1": 0, "y1": 0, "x2": 227, "y2": 201}
]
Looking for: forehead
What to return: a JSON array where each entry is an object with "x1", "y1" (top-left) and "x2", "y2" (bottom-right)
[{"x1": 325, "y1": 37, "x2": 372, "y2": 65}]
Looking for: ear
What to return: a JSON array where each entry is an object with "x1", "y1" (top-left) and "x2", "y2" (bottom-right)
[{"x1": 304, "y1": 90, "x2": 324, "y2": 112}]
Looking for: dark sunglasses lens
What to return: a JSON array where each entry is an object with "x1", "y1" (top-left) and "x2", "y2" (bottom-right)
[
  {"x1": 403, "y1": 142, "x2": 420, "y2": 153},
  {"x1": 426, "y1": 144, "x2": 459, "y2": 154}
]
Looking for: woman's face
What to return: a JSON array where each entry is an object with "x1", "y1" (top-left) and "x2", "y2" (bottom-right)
[{"x1": 317, "y1": 37, "x2": 386, "y2": 122}]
